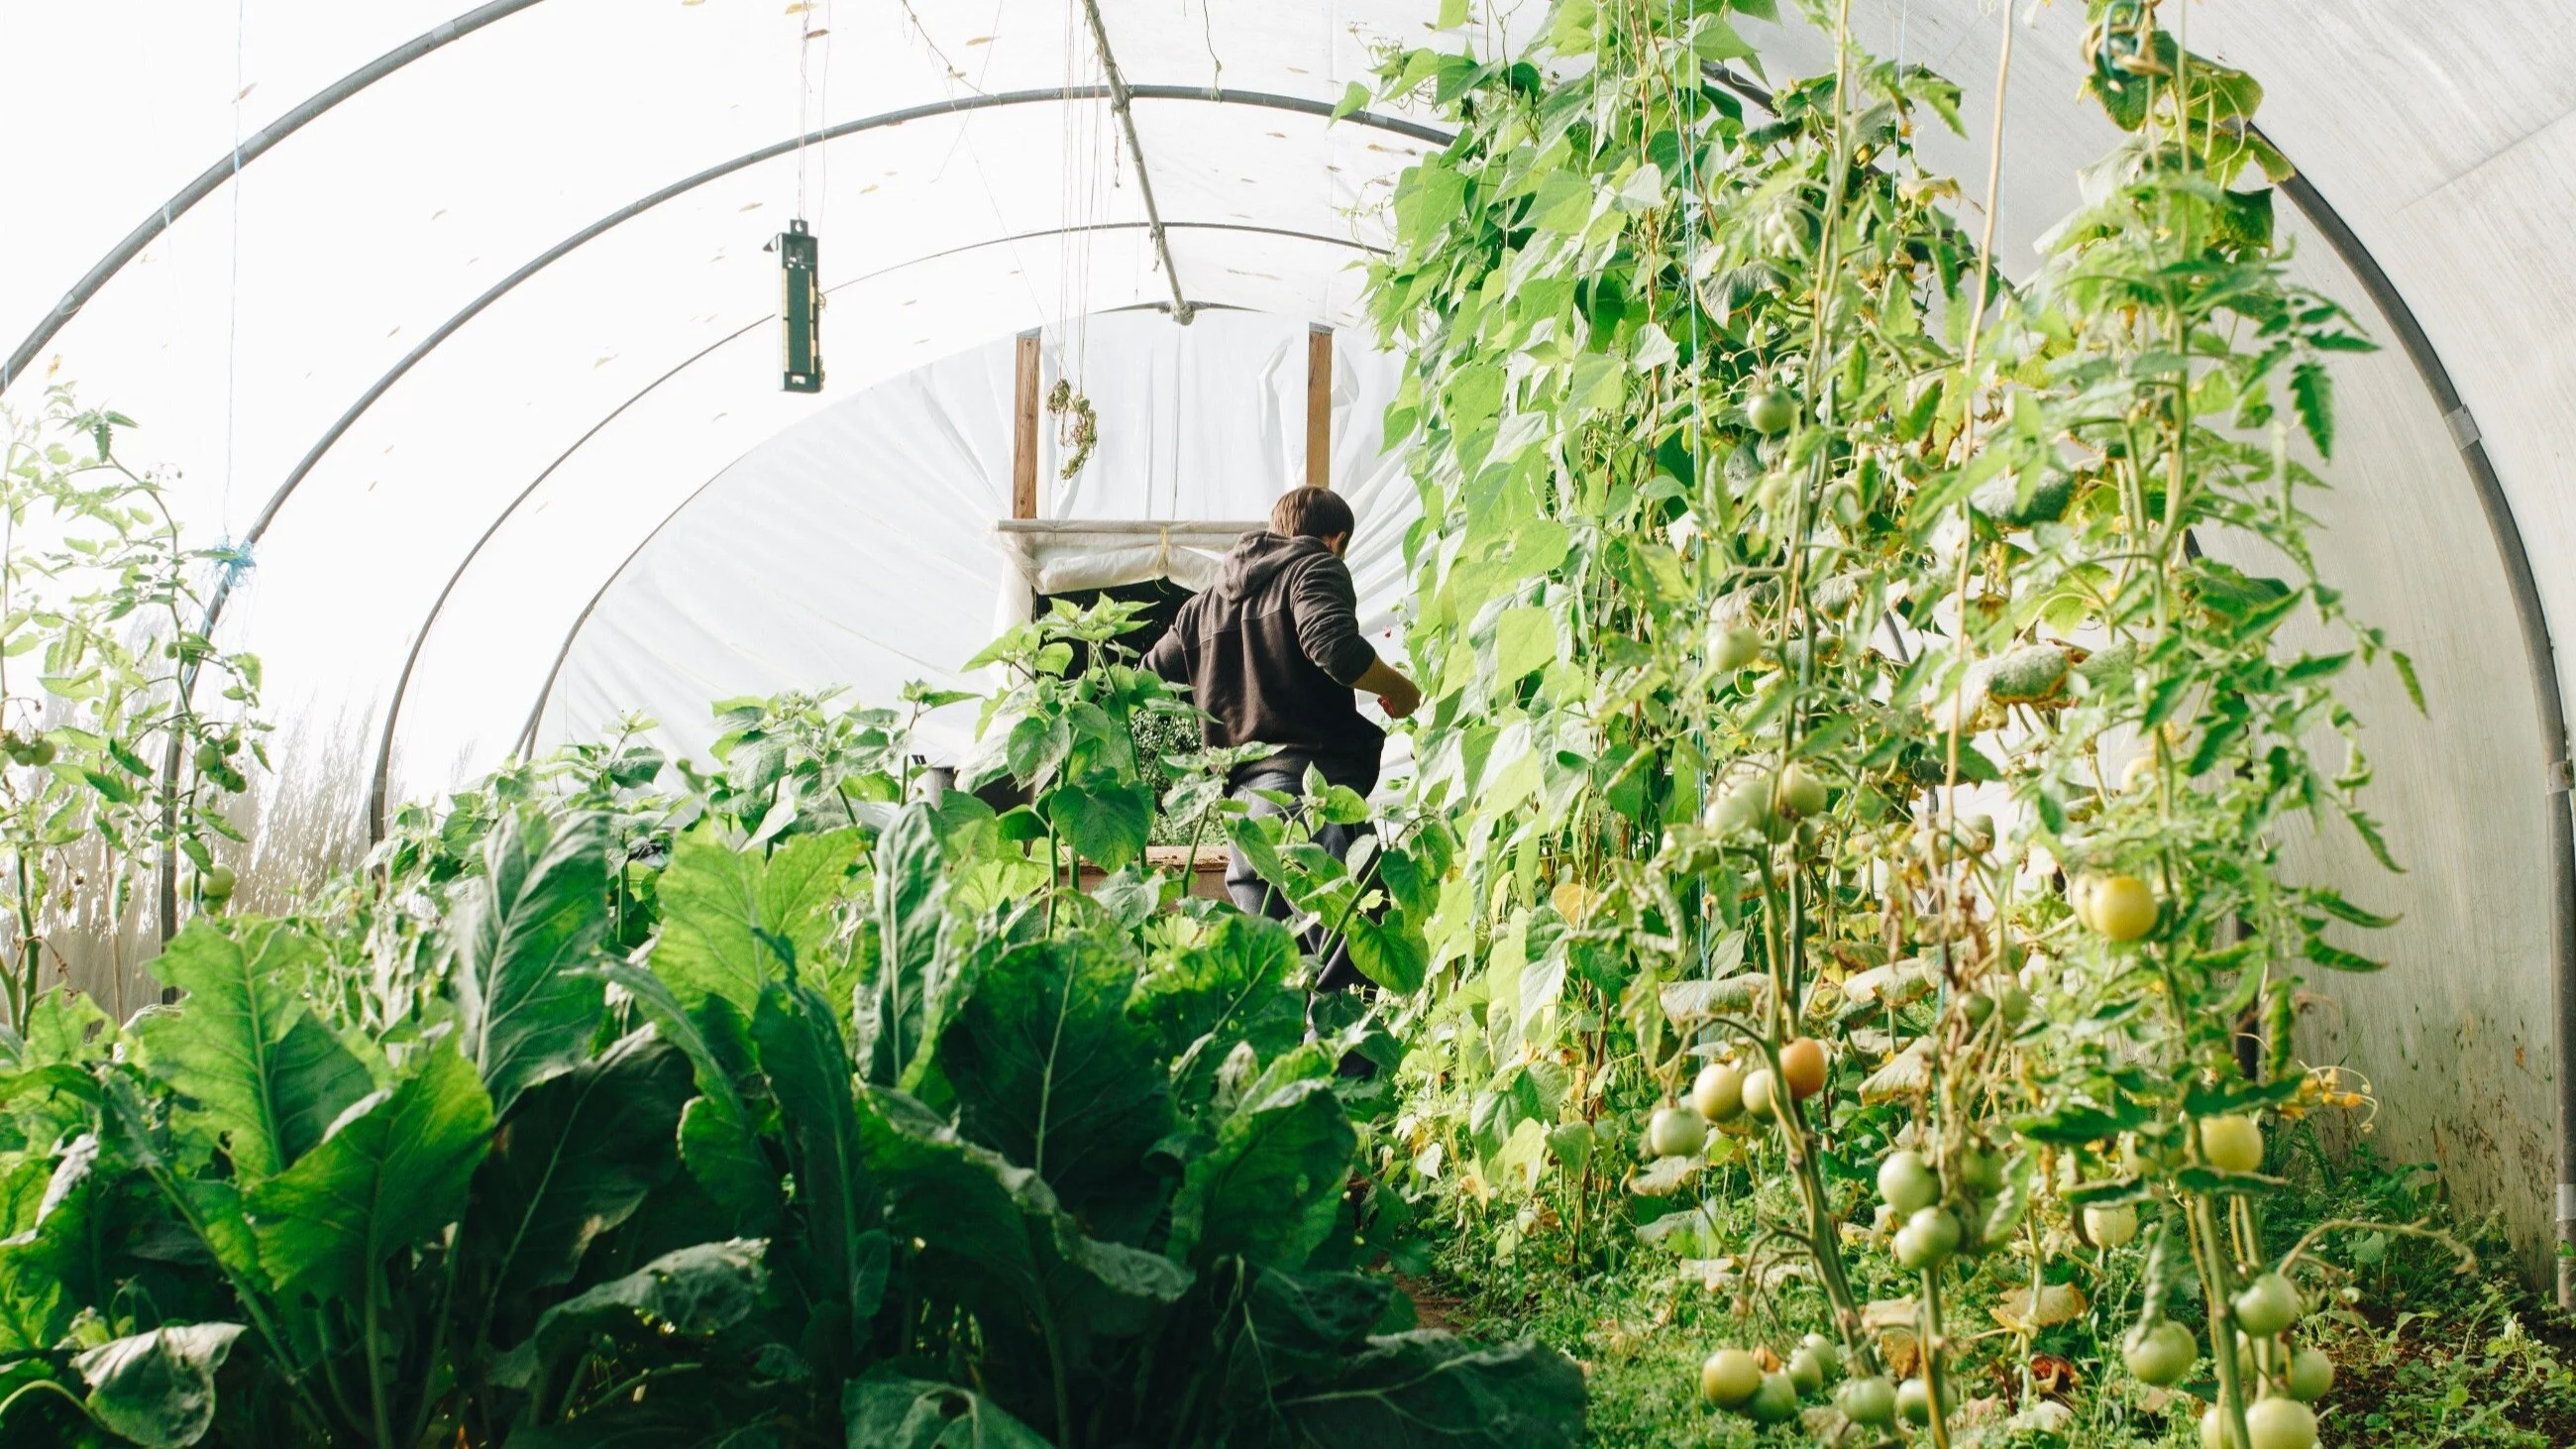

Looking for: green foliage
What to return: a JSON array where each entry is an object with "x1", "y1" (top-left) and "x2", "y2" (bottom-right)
[
  {"x1": 0, "y1": 390, "x2": 266, "y2": 1025},
  {"x1": 0, "y1": 658, "x2": 1578, "y2": 1446},
  {"x1": 1355, "y1": 0, "x2": 2431, "y2": 1442}
]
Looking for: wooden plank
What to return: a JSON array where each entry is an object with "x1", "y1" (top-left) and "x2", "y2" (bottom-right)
[
  {"x1": 1306, "y1": 324, "x2": 1334, "y2": 490},
  {"x1": 1012, "y1": 329, "x2": 1042, "y2": 519}
]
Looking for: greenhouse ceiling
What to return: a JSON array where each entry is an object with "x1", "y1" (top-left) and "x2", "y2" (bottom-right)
[{"x1": 6, "y1": 0, "x2": 2576, "y2": 1275}]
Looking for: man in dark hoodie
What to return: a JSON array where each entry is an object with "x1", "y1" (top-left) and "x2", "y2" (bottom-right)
[{"x1": 1143, "y1": 488, "x2": 1419, "y2": 991}]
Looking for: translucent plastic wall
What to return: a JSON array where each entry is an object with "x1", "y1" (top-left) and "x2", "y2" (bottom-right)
[{"x1": 6, "y1": 0, "x2": 2575, "y2": 1275}]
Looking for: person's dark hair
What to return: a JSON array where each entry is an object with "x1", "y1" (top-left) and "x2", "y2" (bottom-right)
[{"x1": 1269, "y1": 487, "x2": 1355, "y2": 540}]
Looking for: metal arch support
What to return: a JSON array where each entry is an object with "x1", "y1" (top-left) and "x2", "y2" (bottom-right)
[
  {"x1": 229, "y1": 84, "x2": 1442, "y2": 569},
  {"x1": 2270, "y1": 171, "x2": 2576, "y2": 1307},
  {"x1": 2, "y1": 0, "x2": 553, "y2": 395},
  {"x1": 1713, "y1": 57, "x2": 2576, "y2": 1301},
  {"x1": 365, "y1": 219, "x2": 1389, "y2": 839},
  {"x1": 146, "y1": 85, "x2": 1446, "y2": 938},
  {"x1": 1078, "y1": 0, "x2": 1193, "y2": 323}
]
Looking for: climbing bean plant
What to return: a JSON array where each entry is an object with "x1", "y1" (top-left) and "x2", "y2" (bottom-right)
[{"x1": 1365, "y1": 0, "x2": 2433, "y2": 1442}]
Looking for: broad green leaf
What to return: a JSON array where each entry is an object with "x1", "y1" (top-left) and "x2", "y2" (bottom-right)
[
  {"x1": 856, "y1": 1088, "x2": 1192, "y2": 1359},
  {"x1": 467, "y1": 1029, "x2": 692, "y2": 1299},
  {"x1": 0, "y1": 1137, "x2": 92, "y2": 1352},
  {"x1": 938, "y1": 940, "x2": 1173, "y2": 1236},
  {"x1": 1049, "y1": 776, "x2": 1153, "y2": 873},
  {"x1": 1344, "y1": 913, "x2": 1430, "y2": 995},
  {"x1": 1214, "y1": 1269, "x2": 1402, "y2": 1439},
  {"x1": 842, "y1": 1366, "x2": 1053, "y2": 1449},
  {"x1": 1127, "y1": 915, "x2": 1307, "y2": 1113},
  {"x1": 1168, "y1": 1075, "x2": 1355, "y2": 1271},
  {"x1": 595, "y1": 959, "x2": 749, "y2": 1120},
  {"x1": 250, "y1": 1045, "x2": 494, "y2": 1298},
  {"x1": 1274, "y1": 1332, "x2": 1585, "y2": 1449},
  {"x1": 448, "y1": 808, "x2": 611, "y2": 1117},
  {"x1": 651, "y1": 826, "x2": 864, "y2": 1014},
  {"x1": 679, "y1": 1092, "x2": 781, "y2": 1235},
  {"x1": 1493, "y1": 606, "x2": 1556, "y2": 684},
  {"x1": 752, "y1": 981, "x2": 887, "y2": 1320},
  {"x1": 862, "y1": 802, "x2": 949, "y2": 1087},
  {"x1": 1527, "y1": 169, "x2": 1594, "y2": 233},
  {"x1": 136, "y1": 920, "x2": 370, "y2": 1179},
  {"x1": 72, "y1": 1321, "x2": 245, "y2": 1449},
  {"x1": 492, "y1": 1238, "x2": 768, "y2": 1391}
]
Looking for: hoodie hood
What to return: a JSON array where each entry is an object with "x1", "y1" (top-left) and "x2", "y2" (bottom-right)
[{"x1": 1214, "y1": 530, "x2": 1333, "y2": 602}]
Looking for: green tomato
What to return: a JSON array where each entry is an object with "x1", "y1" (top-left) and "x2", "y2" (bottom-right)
[
  {"x1": 1776, "y1": 762, "x2": 1828, "y2": 818},
  {"x1": 1649, "y1": 1107, "x2": 1707, "y2": 1159},
  {"x1": 1894, "y1": 1207, "x2": 1961, "y2": 1269},
  {"x1": 1704, "y1": 781, "x2": 1770, "y2": 836},
  {"x1": 2246, "y1": 1395, "x2": 2319, "y2": 1449},
  {"x1": 23, "y1": 738, "x2": 54, "y2": 767},
  {"x1": 2083, "y1": 1201, "x2": 2140, "y2": 1250},
  {"x1": 2232, "y1": 1272, "x2": 2302, "y2": 1338},
  {"x1": 201, "y1": 864, "x2": 237, "y2": 901},
  {"x1": 1895, "y1": 1377, "x2": 1932, "y2": 1425},
  {"x1": 196, "y1": 740, "x2": 225, "y2": 773},
  {"x1": 1691, "y1": 1062, "x2": 1745, "y2": 1123},
  {"x1": 2122, "y1": 1319, "x2": 2197, "y2": 1387},
  {"x1": 1699, "y1": 1349, "x2": 1762, "y2": 1408},
  {"x1": 1746, "y1": 1371, "x2": 1799, "y2": 1424},
  {"x1": 1797, "y1": 1335, "x2": 1841, "y2": 1379},
  {"x1": 2285, "y1": 1344, "x2": 2334, "y2": 1401},
  {"x1": 2200, "y1": 1403, "x2": 2231, "y2": 1449},
  {"x1": 1786, "y1": 1347, "x2": 1827, "y2": 1396},
  {"x1": 2202, "y1": 1114, "x2": 2266, "y2": 1173},
  {"x1": 1878, "y1": 1151, "x2": 1940, "y2": 1214},
  {"x1": 1749, "y1": 390, "x2": 1798, "y2": 435},
  {"x1": 1837, "y1": 1376, "x2": 1897, "y2": 1427},
  {"x1": 1708, "y1": 625, "x2": 1763, "y2": 672},
  {"x1": 1957, "y1": 1147, "x2": 2006, "y2": 1194},
  {"x1": 1998, "y1": 984, "x2": 2032, "y2": 1024},
  {"x1": 1740, "y1": 1067, "x2": 1777, "y2": 1121}
]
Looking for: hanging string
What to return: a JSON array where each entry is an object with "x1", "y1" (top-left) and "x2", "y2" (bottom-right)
[
  {"x1": 816, "y1": 0, "x2": 836, "y2": 226},
  {"x1": 222, "y1": 0, "x2": 250, "y2": 538},
  {"x1": 793, "y1": 1, "x2": 814, "y2": 217}
]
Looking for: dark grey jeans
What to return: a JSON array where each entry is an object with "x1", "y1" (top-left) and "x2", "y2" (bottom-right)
[{"x1": 1224, "y1": 768, "x2": 1373, "y2": 994}]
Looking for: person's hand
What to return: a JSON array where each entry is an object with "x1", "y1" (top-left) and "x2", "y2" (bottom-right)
[{"x1": 1377, "y1": 675, "x2": 1422, "y2": 721}]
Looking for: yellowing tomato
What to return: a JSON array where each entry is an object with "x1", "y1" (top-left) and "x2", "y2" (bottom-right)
[{"x1": 2202, "y1": 1114, "x2": 2265, "y2": 1173}]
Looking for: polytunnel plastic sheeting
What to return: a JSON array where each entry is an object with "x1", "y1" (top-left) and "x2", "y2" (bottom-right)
[
  {"x1": 2, "y1": 0, "x2": 1465, "y2": 544},
  {"x1": 513, "y1": 311, "x2": 1415, "y2": 784},
  {"x1": 1742, "y1": 2, "x2": 2575, "y2": 1280},
  {"x1": 8, "y1": 0, "x2": 2576, "y2": 1283}
]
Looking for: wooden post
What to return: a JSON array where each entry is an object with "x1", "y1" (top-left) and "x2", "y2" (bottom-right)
[
  {"x1": 1013, "y1": 329, "x2": 1042, "y2": 519},
  {"x1": 1306, "y1": 323, "x2": 1334, "y2": 490}
]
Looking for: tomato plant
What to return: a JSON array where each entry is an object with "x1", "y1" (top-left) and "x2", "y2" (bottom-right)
[{"x1": 1357, "y1": 0, "x2": 2450, "y2": 1442}]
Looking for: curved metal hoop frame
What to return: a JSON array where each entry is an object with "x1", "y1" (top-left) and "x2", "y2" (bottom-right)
[{"x1": 369, "y1": 219, "x2": 1387, "y2": 836}]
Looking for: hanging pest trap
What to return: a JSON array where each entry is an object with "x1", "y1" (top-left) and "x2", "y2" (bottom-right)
[{"x1": 774, "y1": 218, "x2": 822, "y2": 392}]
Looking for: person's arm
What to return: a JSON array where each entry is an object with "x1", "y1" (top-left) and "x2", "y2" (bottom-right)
[
  {"x1": 1353, "y1": 655, "x2": 1422, "y2": 720},
  {"x1": 1290, "y1": 555, "x2": 1420, "y2": 719}
]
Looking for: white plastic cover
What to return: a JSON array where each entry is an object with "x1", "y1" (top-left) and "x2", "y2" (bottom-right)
[{"x1": 5, "y1": 0, "x2": 2575, "y2": 1272}]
